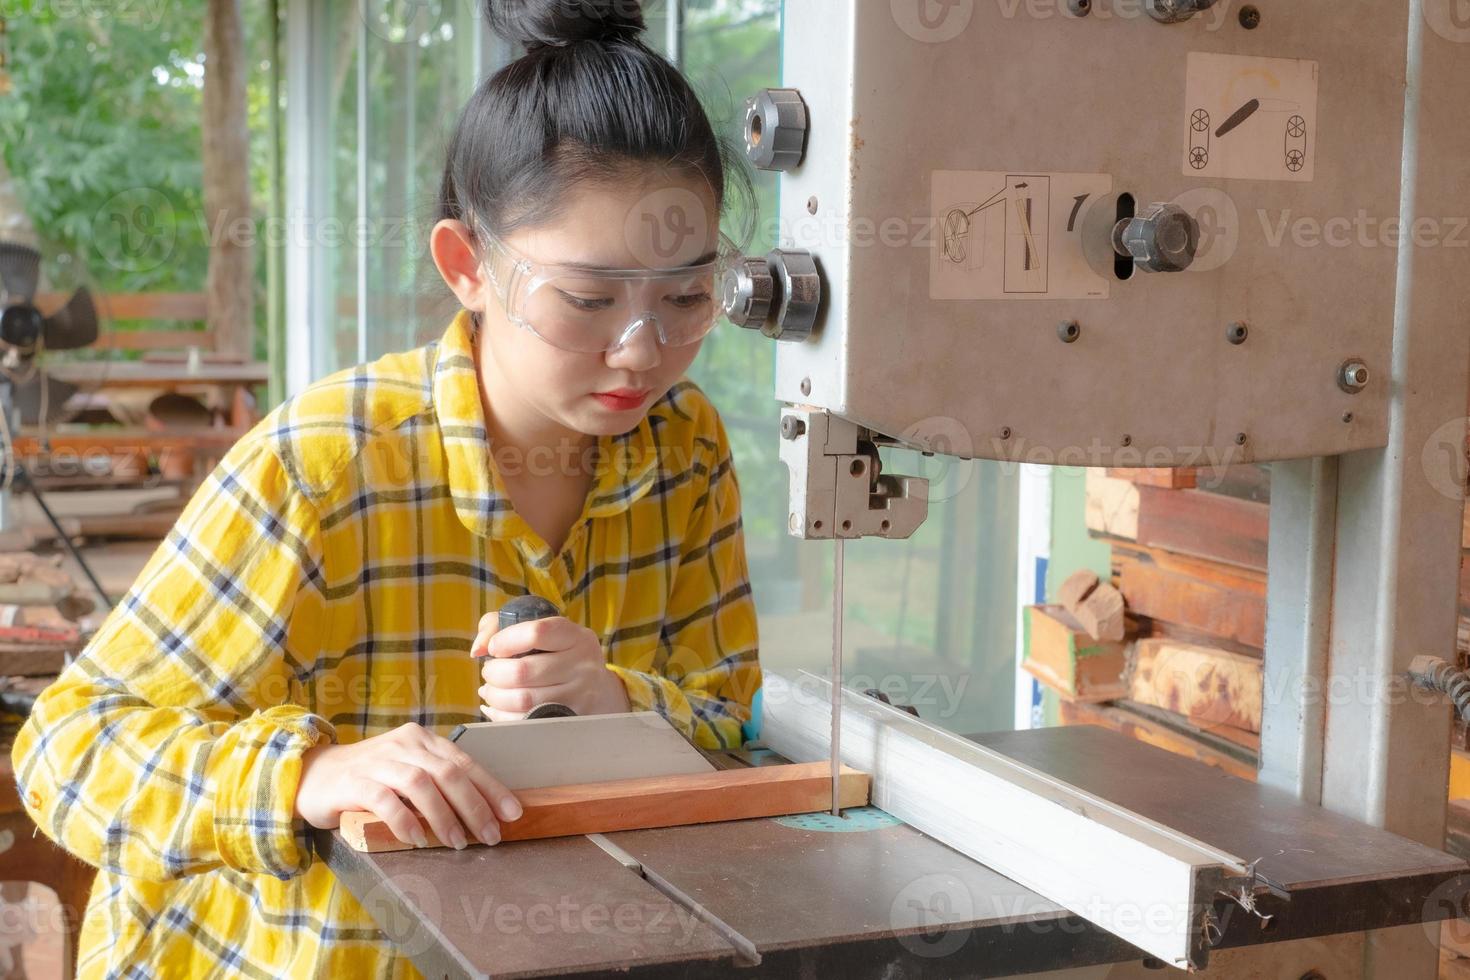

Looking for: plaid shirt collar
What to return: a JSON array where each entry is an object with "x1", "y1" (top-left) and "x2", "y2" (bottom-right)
[{"x1": 431, "y1": 309, "x2": 661, "y2": 552}]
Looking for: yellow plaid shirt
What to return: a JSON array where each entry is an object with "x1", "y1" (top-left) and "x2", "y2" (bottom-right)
[{"x1": 12, "y1": 309, "x2": 761, "y2": 978}]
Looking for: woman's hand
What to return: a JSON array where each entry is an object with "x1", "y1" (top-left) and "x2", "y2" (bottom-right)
[
  {"x1": 293, "y1": 722, "x2": 521, "y2": 849},
  {"x1": 472, "y1": 614, "x2": 632, "y2": 721}
]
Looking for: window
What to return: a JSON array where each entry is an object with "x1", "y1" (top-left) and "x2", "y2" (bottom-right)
[{"x1": 286, "y1": 0, "x2": 1019, "y2": 733}]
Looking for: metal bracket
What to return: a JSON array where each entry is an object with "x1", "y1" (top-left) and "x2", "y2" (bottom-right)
[{"x1": 777, "y1": 408, "x2": 928, "y2": 540}]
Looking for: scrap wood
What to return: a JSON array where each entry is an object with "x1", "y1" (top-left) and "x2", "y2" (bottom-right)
[
  {"x1": 1127, "y1": 637, "x2": 1263, "y2": 733},
  {"x1": 1057, "y1": 568, "x2": 1127, "y2": 642},
  {"x1": 339, "y1": 762, "x2": 871, "y2": 853}
]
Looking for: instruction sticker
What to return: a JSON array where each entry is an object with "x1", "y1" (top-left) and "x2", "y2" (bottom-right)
[
  {"x1": 931, "y1": 171, "x2": 1113, "y2": 301},
  {"x1": 1183, "y1": 52, "x2": 1319, "y2": 182}
]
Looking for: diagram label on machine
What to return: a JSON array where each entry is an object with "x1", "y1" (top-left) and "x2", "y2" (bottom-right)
[
  {"x1": 931, "y1": 170, "x2": 1112, "y2": 301},
  {"x1": 1183, "y1": 53, "x2": 1319, "y2": 182}
]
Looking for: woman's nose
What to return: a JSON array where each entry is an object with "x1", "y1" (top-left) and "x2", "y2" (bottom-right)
[{"x1": 606, "y1": 315, "x2": 664, "y2": 371}]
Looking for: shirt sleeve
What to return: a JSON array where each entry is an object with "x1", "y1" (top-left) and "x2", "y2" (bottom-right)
[
  {"x1": 10, "y1": 439, "x2": 337, "y2": 883},
  {"x1": 607, "y1": 412, "x2": 762, "y2": 750}
]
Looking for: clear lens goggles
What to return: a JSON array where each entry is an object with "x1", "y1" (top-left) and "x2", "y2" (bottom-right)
[{"x1": 480, "y1": 232, "x2": 739, "y2": 355}]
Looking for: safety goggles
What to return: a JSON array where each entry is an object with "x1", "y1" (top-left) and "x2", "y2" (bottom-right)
[{"x1": 478, "y1": 230, "x2": 740, "y2": 355}]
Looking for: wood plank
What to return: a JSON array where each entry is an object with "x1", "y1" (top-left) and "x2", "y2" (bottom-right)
[
  {"x1": 447, "y1": 712, "x2": 715, "y2": 790},
  {"x1": 1058, "y1": 698, "x2": 1258, "y2": 782},
  {"x1": 93, "y1": 330, "x2": 216, "y2": 352},
  {"x1": 1085, "y1": 469, "x2": 1138, "y2": 540},
  {"x1": 1128, "y1": 638, "x2": 1263, "y2": 733},
  {"x1": 1192, "y1": 464, "x2": 1272, "y2": 503},
  {"x1": 1112, "y1": 542, "x2": 1267, "y2": 649},
  {"x1": 1021, "y1": 604, "x2": 1127, "y2": 702},
  {"x1": 1106, "y1": 467, "x2": 1198, "y2": 489},
  {"x1": 1452, "y1": 748, "x2": 1470, "y2": 801},
  {"x1": 36, "y1": 291, "x2": 208, "y2": 322},
  {"x1": 44, "y1": 361, "x2": 268, "y2": 386},
  {"x1": 339, "y1": 762, "x2": 870, "y2": 853},
  {"x1": 1135, "y1": 486, "x2": 1269, "y2": 573}
]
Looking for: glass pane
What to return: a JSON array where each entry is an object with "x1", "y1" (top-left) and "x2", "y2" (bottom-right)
[
  {"x1": 679, "y1": 0, "x2": 1020, "y2": 734},
  {"x1": 360, "y1": 0, "x2": 486, "y2": 360}
]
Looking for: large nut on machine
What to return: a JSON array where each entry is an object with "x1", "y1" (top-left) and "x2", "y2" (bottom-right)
[
  {"x1": 722, "y1": 249, "x2": 821, "y2": 342},
  {"x1": 1146, "y1": 0, "x2": 1220, "y2": 22},
  {"x1": 745, "y1": 89, "x2": 808, "y2": 172},
  {"x1": 1112, "y1": 202, "x2": 1199, "y2": 273},
  {"x1": 721, "y1": 256, "x2": 775, "y2": 332}
]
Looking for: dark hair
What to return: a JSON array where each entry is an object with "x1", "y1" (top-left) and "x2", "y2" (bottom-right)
[{"x1": 438, "y1": 0, "x2": 751, "y2": 250}]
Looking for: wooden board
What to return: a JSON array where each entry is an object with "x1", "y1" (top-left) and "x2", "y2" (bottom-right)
[
  {"x1": 1058, "y1": 698, "x2": 1258, "y2": 782},
  {"x1": 1021, "y1": 605, "x2": 1127, "y2": 702},
  {"x1": 1106, "y1": 467, "x2": 1198, "y2": 489},
  {"x1": 339, "y1": 762, "x2": 870, "y2": 853},
  {"x1": 447, "y1": 712, "x2": 715, "y2": 790},
  {"x1": 1112, "y1": 542, "x2": 1267, "y2": 649},
  {"x1": 1128, "y1": 638, "x2": 1263, "y2": 733},
  {"x1": 1085, "y1": 469, "x2": 1139, "y2": 540},
  {"x1": 1135, "y1": 486, "x2": 1270, "y2": 573}
]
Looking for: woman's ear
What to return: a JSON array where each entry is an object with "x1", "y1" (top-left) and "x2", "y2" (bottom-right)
[{"x1": 430, "y1": 219, "x2": 488, "y2": 311}]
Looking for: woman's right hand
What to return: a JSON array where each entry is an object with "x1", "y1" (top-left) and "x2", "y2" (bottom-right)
[{"x1": 293, "y1": 722, "x2": 522, "y2": 849}]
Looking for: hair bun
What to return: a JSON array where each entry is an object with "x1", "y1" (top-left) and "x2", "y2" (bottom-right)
[{"x1": 484, "y1": 0, "x2": 647, "y2": 50}]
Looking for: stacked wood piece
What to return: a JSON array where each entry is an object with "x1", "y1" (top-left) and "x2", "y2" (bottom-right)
[{"x1": 1041, "y1": 466, "x2": 1270, "y2": 782}]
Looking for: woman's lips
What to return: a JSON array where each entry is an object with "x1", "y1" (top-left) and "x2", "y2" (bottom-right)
[{"x1": 591, "y1": 389, "x2": 651, "y2": 411}]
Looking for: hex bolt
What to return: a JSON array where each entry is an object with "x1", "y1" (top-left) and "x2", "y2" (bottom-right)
[
  {"x1": 1058, "y1": 320, "x2": 1081, "y2": 344},
  {"x1": 745, "y1": 89, "x2": 809, "y2": 172},
  {"x1": 800, "y1": 377, "x2": 812, "y2": 397},
  {"x1": 781, "y1": 416, "x2": 807, "y2": 440},
  {"x1": 1227, "y1": 322, "x2": 1249, "y2": 345},
  {"x1": 1067, "y1": 0, "x2": 1092, "y2": 14},
  {"x1": 1239, "y1": 4, "x2": 1261, "y2": 28},
  {"x1": 1338, "y1": 360, "x2": 1370, "y2": 394}
]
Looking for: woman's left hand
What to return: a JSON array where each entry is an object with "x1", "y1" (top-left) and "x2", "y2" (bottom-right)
[{"x1": 472, "y1": 615, "x2": 632, "y2": 721}]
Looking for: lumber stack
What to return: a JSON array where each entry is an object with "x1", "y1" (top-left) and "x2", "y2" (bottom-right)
[{"x1": 1032, "y1": 466, "x2": 1270, "y2": 780}]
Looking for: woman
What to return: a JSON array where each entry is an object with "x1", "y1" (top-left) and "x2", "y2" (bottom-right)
[{"x1": 12, "y1": 0, "x2": 761, "y2": 975}]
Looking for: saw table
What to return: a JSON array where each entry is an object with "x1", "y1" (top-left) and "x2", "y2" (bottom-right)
[{"x1": 316, "y1": 725, "x2": 1469, "y2": 979}]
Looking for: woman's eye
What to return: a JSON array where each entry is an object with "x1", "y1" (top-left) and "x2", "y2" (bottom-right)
[
  {"x1": 667, "y1": 292, "x2": 712, "y2": 310},
  {"x1": 557, "y1": 290, "x2": 614, "y2": 312}
]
